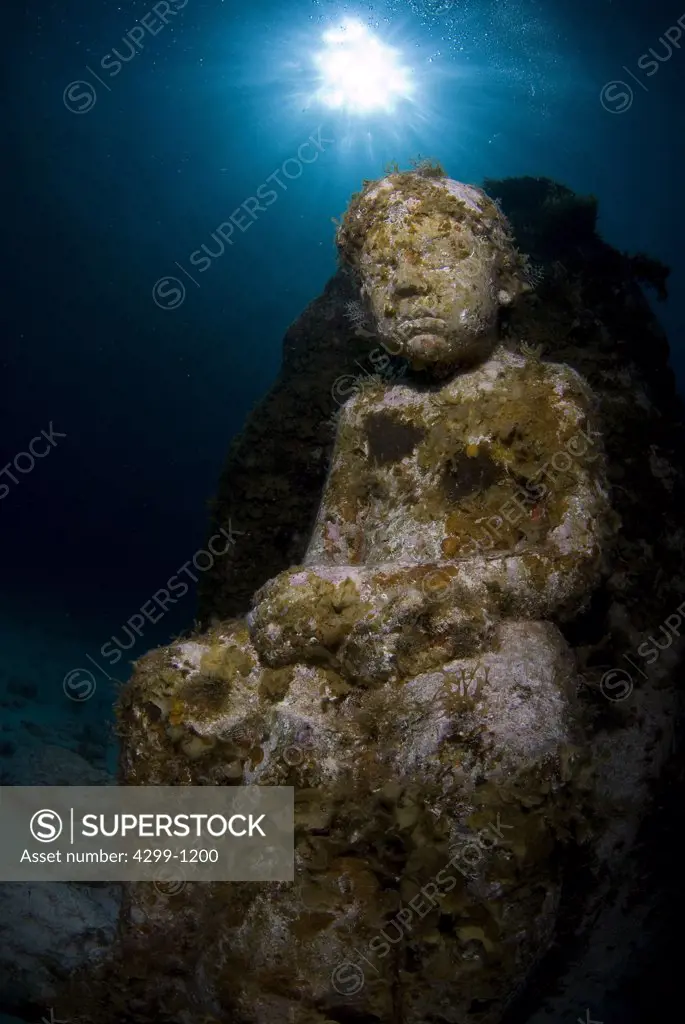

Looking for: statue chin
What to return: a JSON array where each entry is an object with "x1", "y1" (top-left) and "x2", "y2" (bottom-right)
[
  {"x1": 405, "y1": 331, "x2": 451, "y2": 361},
  {"x1": 402, "y1": 328, "x2": 495, "y2": 366}
]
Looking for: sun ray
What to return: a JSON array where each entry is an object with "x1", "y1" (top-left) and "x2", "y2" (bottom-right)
[{"x1": 313, "y1": 18, "x2": 414, "y2": 114}]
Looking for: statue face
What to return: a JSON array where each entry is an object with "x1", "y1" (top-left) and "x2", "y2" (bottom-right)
[{"x1": 339, "y1": 175, "x2": 521, "y2": 366}]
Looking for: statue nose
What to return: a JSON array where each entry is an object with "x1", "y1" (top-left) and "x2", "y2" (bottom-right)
[{"x1": 392, "y1": 267, "x2": 429, "y2": 297}]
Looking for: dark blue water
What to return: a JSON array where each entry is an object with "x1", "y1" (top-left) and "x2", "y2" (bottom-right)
[{"x1": 2, "y1": 0, "x2": 684, "y2": 1019}]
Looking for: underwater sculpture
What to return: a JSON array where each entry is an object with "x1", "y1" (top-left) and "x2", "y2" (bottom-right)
[{"x1": 60, "y1": 169, "x2": 684, "y2": 1024}]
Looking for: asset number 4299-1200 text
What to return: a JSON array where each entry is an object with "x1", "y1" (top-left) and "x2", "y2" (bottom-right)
[{"x1": 133, "y1": 848, "x2": 219, "y2": 863}]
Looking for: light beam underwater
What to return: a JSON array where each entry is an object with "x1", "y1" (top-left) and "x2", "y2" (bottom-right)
[{"x1": 313, "y1": 18, "x2": 414, "y2": 114}]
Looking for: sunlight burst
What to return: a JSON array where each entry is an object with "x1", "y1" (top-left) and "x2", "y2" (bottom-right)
[{"x1": 313, "y1": 19, "x2": 414, "y2": 114}]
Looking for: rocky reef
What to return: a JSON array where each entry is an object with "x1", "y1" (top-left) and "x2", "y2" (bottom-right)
[{"x1": 57, "y1": 166, "x2": 685, "y2": 1024}]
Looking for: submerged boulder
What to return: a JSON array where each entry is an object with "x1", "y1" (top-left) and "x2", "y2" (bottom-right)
[{"x1": 59, "y1": 166, "x2": 685, "y2": 1024}]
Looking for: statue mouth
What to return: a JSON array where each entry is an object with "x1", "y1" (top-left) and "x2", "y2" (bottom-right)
[{"x1": 402, "y1": 317, "x2": 447, "y2": 337}]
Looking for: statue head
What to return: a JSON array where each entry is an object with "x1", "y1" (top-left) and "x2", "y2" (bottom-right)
[{"x1": 337, "y1": 170, "x2": 525, "y2": 367}]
